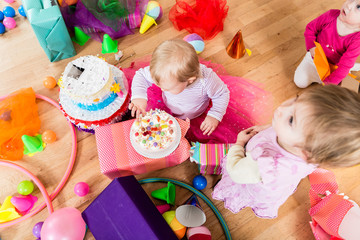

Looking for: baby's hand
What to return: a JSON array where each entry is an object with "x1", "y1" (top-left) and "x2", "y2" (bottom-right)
[
  {"x1": 200, "y1": 116, "x2": 219, "y2": 136},
  {"x1": 236, "y1": 126, "x2": 259, "y2": 147},
  {"x1": 128, "y1": 98, "x2": 147, "y2": 118}
]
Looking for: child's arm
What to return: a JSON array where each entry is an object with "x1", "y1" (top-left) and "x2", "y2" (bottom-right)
[
  {"x1": 323, "y1": 40, "x2": 360, "y2": 85},
  {"x1": 203, "y1": 67, "x2": 230, "y2": 119},
  {"x1": 226, "y1": 127, "x2": 262, "y2": 184},
  {"x1": 199, "y1": 66, "x2": 230, "y2": 135},
  {"x1": 129, "y1": 67, "x2": 153, "y2": 117},
  {"x1": 304, "y1": 10, "x2": 336, "y2": 51}
]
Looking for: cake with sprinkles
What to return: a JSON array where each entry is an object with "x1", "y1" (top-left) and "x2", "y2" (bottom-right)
[
  {"x1": 130, "y1": 109, "x2": 181, "y2": 158},
  {"x1": 58, "y1": 55, "x2": 129, "y2": 133}
]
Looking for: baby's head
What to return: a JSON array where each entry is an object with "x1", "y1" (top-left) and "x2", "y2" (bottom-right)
[
  {"x1": 339, "y1": 0, "x2": 360, "y2": 29},
  {"x1": 273, "y1": 85, "x2": 360, "y2": 168},
  {"x1": 150, "y1": 39, "x2": 200, "y2": 94}
]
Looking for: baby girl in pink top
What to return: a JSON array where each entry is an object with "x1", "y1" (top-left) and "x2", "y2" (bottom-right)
[
  {"x1": 213, "y1": 85, "x2": 360, "y2": 221},
  {"x1": 294, "y1": 0, "x2": 360, "y2": 87}
]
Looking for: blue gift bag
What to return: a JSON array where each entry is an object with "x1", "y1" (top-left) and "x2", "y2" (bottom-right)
[{"x1": 22, "y1": 0, "x2": 76, "y2": 62}]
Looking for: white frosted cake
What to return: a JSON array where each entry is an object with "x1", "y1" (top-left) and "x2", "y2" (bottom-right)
[
  {"x1": 130, "y1": 109, "x2": 181, "y2": 158},
  {"x1": 58, "y1": 55, "x2": 129, "y2": 133}
]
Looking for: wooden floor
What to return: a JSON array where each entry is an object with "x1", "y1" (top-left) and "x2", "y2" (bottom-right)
[{"x1": 1, "y1": 0, "x2": 360, "y2": 239}]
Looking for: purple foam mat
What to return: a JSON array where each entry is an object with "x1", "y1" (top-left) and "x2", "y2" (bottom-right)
[{"x1": 82, "y1": 176, "x2": 178, "y2": 240}]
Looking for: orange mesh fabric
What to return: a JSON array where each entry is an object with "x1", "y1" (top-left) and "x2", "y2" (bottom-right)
[{"x1": 0, "y1": 88, "x2": 41, "y2": 160}]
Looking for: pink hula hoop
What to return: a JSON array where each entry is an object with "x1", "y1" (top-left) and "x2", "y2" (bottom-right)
[{"x1": 0, "y1": 94, "x2": 77, "y2": 228}]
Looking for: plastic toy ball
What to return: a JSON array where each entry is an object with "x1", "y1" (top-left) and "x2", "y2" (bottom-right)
[
  {"x1": 0, "y1": 11, "x2": 4, "y2": 21},
  {"x1": 18, "y1": 5, "x2": 26, "y2": 17},
  {"x1": 18, "y1": 180, "x2": 34, "y2": 195},
  {"x1": 74, "y1": 182, "x2": 89, "y2": 197},
  {"x1": 3, "y1": 17, "x2": 16, "y2": 29},
  {"x1": 183, "y1": 33, "x2": 205, "y2": 54},
  {"x1": 43, "y1": 76, "x2": 57, "y2": 89},
  {"x1": 32, "y1": 221, "x2": 44, "y2": 238},
  {"x1": 42, "y1": 130, "x2": 57, "y2": 143},
  {"x1": 192, "y1": 175, "x2": 207, "y2": 190},
  {"x1": 3, "y1": 6, "x2": 15, "y2": 18},
  {"x1": 0, "y1": 23, "x2": 5, "y2": 35}
]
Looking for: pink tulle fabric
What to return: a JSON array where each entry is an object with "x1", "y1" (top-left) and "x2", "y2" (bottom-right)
[{"x1": 122, "y1": 57, "x2": 273, "y2": 144}]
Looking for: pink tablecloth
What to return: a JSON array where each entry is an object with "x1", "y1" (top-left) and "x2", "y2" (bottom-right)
[{"x1": 95, "y1": 118, "x2": 191, "y2": 179}]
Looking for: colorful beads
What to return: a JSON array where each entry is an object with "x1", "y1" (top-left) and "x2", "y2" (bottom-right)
[
  {"x1": 0, "y1": 23, "x2": 5, "y2": 34},
  {"x1": 42, "y1": 130, "x2": 57, "y2": 143},
  {"x1": 18, "y1": 180, "x2": 34, "y2": 195},
  {"x1": 18, "y1": 5, "x2": 26, "y2": 17},
  {"x1": 3, "y1": 17, "x2": 16, "y2": 29},
  {"x1": 43, "y1": 76, "x2": 57, "y2": 89},
  {"x1": 3, "y1": 6, "x2": 15, "y2": 18}
]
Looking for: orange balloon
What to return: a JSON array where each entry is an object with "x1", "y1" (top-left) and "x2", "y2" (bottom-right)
[
  {"x1": 43, "y1": 76, "x2": 57, "y2": 89},
  {"x1": 42, "y1": 130, "x2": 57, "y2": 143}
]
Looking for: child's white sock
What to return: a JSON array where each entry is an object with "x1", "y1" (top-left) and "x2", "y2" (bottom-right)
[{"x1": 350, "y1": 63, "x2": 360, "y2": 72}]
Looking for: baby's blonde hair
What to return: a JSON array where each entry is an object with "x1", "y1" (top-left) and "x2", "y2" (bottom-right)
[
  {"x1": 298, "y1": 85, "x2": 360, "y2": 167},
  {"x1": 150, "y1": 39, "x2": 200, "y2": 85}
]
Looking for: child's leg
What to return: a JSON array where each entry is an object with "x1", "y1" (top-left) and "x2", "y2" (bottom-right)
[
  {"x1": 350, "y1": 63, "x2": 360, "y2": 72},
  {"x1": 294, "y1": 52, "x2": 322, "y2": 88}
]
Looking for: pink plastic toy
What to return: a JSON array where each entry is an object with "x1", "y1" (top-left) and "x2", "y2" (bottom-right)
[
  {"x1": 0, "y1": 93, "x2": 77, "y2": 228},
  {"x1": 3, "y1": 17, "x2": 16, "y2": 29},
  {"x1": 74, "y1": 182, "x2": 89, "y2": 197},
  {"x1": 41, "y1": 207, "x2": 86, "y2": 240},
  {"x1": 10, "y1": 195, "x2": 38, "y2": 215}
]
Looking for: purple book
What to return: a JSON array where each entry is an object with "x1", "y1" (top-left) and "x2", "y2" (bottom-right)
[{"x1": 82, "y1": 176, "x2": 178, "y2": 240}]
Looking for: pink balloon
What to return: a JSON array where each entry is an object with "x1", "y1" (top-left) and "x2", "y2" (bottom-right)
[{"x1": 41, "y1": 207, "x2": 86, "y2": 240}]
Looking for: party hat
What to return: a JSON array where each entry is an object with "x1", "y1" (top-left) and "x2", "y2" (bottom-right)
[
  {"x1": 226, "y1": 30, "x2": 251, "y2": 59},
  {"x1": 139, "y1": 15, "x2": 157, "y2": 34},
  {"x1": 101, "y1": 34, "x2": 118, "y2": 54},
  {"x1": 175, "y1": 194, "x2": 206, "y2": 227},
  {"x1": 0, "y1": 196, "x2": 21, "y2": 223},
  {"x1": 21, "y1": 134, "x2": 44, "y2": 156},
  {"x1": 10, "y1": 195, "x2": 38, "y2": 215},
  {"x1": 145, "y1": 1, "x2": 162, "y2": 20},
  {"x1": 72, "y1": 27, "x2": 91, "y2": 46},
  {"x1": 151, "y1": 182, "x2": 176, "y2": 205},
  {"x1": 156, "y1": 204, "x2": 170, "y2": 214}
]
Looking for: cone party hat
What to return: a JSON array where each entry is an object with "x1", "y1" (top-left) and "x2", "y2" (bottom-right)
[
  {"x1": 226, "y1": 30, "x2": 246, "y2": 59},
  {"x1": 139, "y1": 15, "x2": 157, "y2": 34},
  {"x1": 175, "y1": 194, "x2": 206, "y2": 227},
  {"x1": 151, "y1": 182, "x2": 176, "y2": 205},
  {"x1": 21, "y1": 134, "x2": 44, "y2": 155},
  {"x1": 72, "y1": 27, "x2": 91, "y2": 46},
  {"x1": 102, "y1": 34, "x2": 118, "y2": 54}
]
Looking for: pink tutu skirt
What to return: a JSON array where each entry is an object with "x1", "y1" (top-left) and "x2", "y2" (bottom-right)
[{"x1": 122, "y1": 58, "x2": 273, "y2": 144}]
